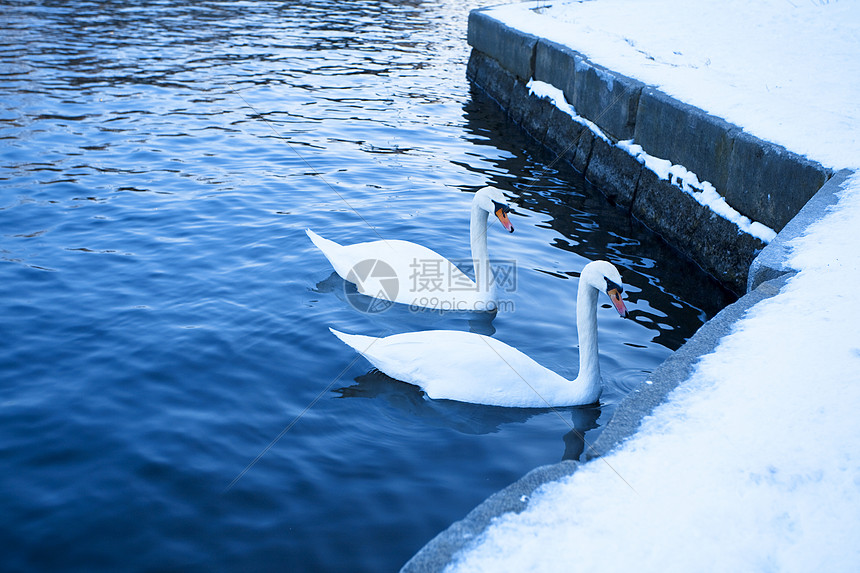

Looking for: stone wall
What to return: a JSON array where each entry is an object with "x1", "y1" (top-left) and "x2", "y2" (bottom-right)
[{"x1": 467, "y1": 8, "x2": 832, "y2": 294}]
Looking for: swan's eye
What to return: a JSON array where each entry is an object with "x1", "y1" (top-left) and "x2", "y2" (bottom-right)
[
  {"x1": 605, "y1": 277, "x2": 623, "y2": 294},
  {"x1": 492, "y1": 200, "x2": 510, "y2": 214}
]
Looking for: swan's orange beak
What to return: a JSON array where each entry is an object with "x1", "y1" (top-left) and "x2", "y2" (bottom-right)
[
  {"x1": 495, "y1": 207, "x2": 514, "y2": 233},
  {"x1": 608, "y1": 288, "x2": 628, "y2": 318}
]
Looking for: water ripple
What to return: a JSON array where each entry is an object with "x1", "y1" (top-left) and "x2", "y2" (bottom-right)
[{"x1": 0, "y1": 0, "x2": 733, "y2": 571}]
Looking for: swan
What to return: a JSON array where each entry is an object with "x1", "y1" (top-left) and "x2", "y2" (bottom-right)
[
  {"x1": 306, "y1": 186, "x2": 514, "y2": 312},
  {"x1": 330, "y1": 260, "x2": 629, "y2": 408}
]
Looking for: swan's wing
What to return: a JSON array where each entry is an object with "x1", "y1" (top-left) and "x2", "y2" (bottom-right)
[
  {"x1": 331, "y1": 328, "x2": 569, "y2": 408},
  {"x1": 359, "y1": 240, "x2": 477, "y2": 307},
  {"x1": 308, "y1": 230, "x2": 477, "y2": 308}
]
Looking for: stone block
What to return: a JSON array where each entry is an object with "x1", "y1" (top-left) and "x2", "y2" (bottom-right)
[
  {"x1": 506, "y1": 80, "x2": 531, "y2": 130},
  {"x1": 633, "y1": 168, "x2": 705, "y2": 257},
  {"x1": 519, "y1": 88, "x2": 557, "y2": 144},
  {"x1": 633, "y1": 168, "x2": 765, "y2": 294},
  {"x1": 725, "y1": 130, "x2": 829, "y2": 231},
  {"x1": 572, "y1": 57, "x2": 644, "y2": 141},
  {"x1": 534, "y1": 39, "x2": 579, "y2": 103},
  {"x1": 747, "y1": 168, "x2": 851, "y2": 291},
  {"x1": 544, "y1": 107, "x2": 593, "y2": 174},
  {"x1": 633, "y1": 87, "x2": 738, "y2": 194},
  {"x1": 467, "y1": 9, "x2": 537, "y2": 82},
  {"x1": 585, "y1": 135, "x2": 641, "y2": 208},
  {"x1": 467, "y1": 49, "x2": 516, "y2": 110},
  {"x1": 695, "y1": 211, "x2": 764, "y2": 294}
]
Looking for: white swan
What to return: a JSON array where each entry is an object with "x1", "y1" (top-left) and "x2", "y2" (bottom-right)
[
  {"x1": 307, "y1": 186, "x2": 514, "y2": 312},
  {"x1": 330, "y1": 260, "x2": 629, "y2": 408}
]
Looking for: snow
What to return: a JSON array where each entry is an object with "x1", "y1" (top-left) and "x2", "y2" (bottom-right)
[
  {"x1": 527, "y1": 77, "x2": 777, "y2": 242},
  {"x1": 443, "y1": 1, "x2": 860, "y2": 571},
  {"x1": 526, "y1": 78, "x2": 610, "y2": 144},
  {"x1": 617, "y1": 139, "x2": 777, "y2": 242},
  {"x1": 491, "y1": 0, "x2": 860, "y2": 170}
]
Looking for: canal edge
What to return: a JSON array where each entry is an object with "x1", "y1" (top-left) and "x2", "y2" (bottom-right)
[{"x1": 402, "y1": 6, "x2": 856, "y2": 572}]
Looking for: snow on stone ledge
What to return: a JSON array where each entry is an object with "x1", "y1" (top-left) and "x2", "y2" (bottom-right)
[{"x1": 527, "y1": 79, "x2": 777, "y2": 243}]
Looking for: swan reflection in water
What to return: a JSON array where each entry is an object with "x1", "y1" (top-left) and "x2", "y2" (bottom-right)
[
  {"x1": 562, "y1": 406, "x2": 602, "y2": 461},
  {"x1": 336, "y1": 370, "x2": 603, "y2": 450}
]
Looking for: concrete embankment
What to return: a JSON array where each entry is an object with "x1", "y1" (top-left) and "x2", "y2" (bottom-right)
[
  {"x1": 402, "y1": 273, "x2": 785, "y2": 573},
  {"x1": 402, "y1": 6, "x2": 854, "y2": 572},
  {"x1": 404, "y1": 167, "x2": 853, "y2": 571},
  {"x1": 465, "y1": 7, "x2": 831, "y2": 295}
]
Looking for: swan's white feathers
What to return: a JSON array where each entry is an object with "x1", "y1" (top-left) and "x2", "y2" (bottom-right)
[
  {"x1": 308, "y1": 231, "x2": 476, "y2": 306},
  {"x1": 328, "y1": 260, "x2": 628, "y2": 408},
  {"x1": 307, "y1": 187, "x2": 510, "y2": 311},
  {"x1": 330, "y1": 328, "x2": 595, "y2": 408}
]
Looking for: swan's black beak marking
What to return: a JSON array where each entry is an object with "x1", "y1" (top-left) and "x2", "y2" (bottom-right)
[
  {"x1": 605, "y1": 278, "x2": 629, "y2": 318},
  {"x1": 492, "y1": 201, "x2": 514, "y2": 233}
]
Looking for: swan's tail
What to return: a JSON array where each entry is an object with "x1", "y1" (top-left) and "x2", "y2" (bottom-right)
[
  {"x1": 329, "y1": 328, "x2": 379, "y2": 354},
  {"x1": 306, "y1": 229, "x2": 350, "y2": 278},
  {"x1": 306, "y1": 228, "x2": 340, "y2": 254}
]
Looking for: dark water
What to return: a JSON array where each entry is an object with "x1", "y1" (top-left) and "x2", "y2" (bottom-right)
[{"x1": 0, "y1": 1, "x2": 733, "y2": 571}]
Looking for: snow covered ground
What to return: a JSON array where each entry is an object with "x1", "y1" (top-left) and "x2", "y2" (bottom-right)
[
  {"x1": 443, "y1": 1, "x2": 860, "y2": 571},
  {"x1": 491, "y1": 0, "x2": 860, "y2": 170}
]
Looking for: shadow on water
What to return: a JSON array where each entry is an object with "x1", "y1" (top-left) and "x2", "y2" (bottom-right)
[
  {"x1": 562, "y1": 406, "x2": 602, "y2": 460},
  {"x1": 336, "y1": 370, "x2": 540, "y2": 435},
  {"x1": 336, "y1": 370, "x2": 604, "y2": 455}
]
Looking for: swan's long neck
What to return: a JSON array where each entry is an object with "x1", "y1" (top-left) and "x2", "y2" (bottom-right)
[
  {"x1": 574, "y1": 279, "x2": 602, "y2": 397},
  {"x1": 470, "y1": 202, "x2": 495, "y2": 305}
]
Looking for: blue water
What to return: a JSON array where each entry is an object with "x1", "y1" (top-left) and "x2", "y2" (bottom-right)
[{"x1": 0, "y1": 1, "x2": 733, "y2": 570}]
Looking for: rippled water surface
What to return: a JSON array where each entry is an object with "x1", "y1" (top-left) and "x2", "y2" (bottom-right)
[{"x1": 0, "y1": 1, "x2": 734, "y2": 570}]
